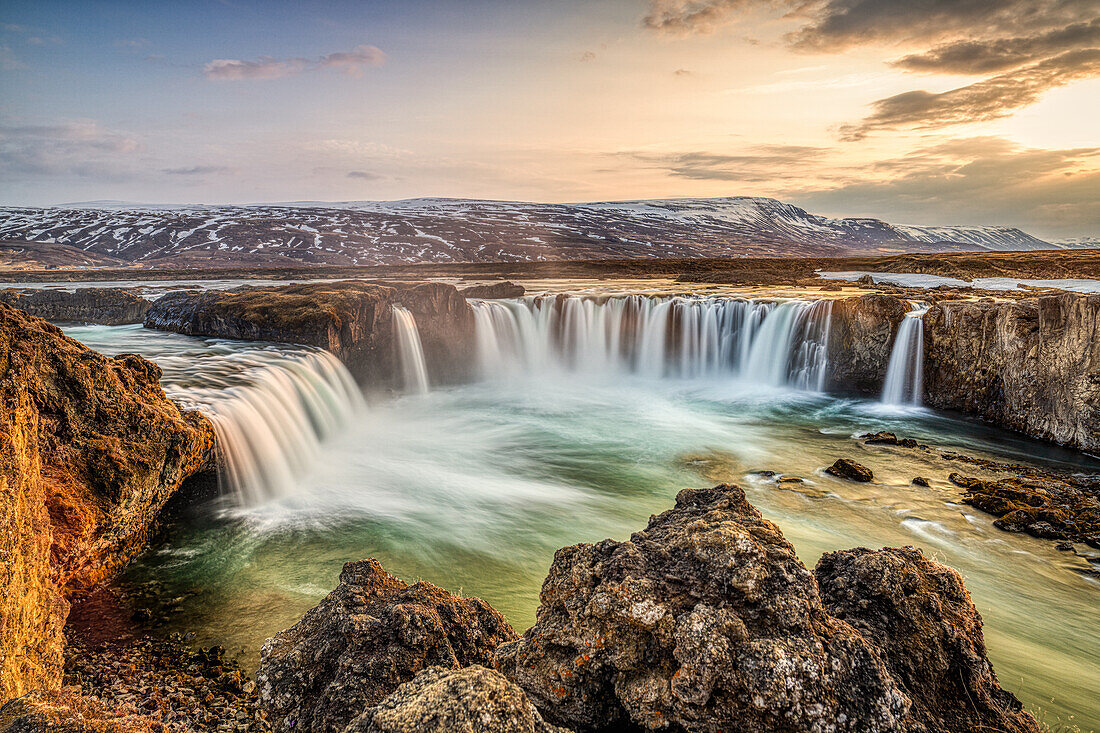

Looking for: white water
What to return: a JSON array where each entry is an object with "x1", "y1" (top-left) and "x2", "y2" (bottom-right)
[
  {"x1": 61, "y1": 325, "x2": 364, "y2": 505},
  {"x1": 470, "y1": 295, "x2": 834, "y2": 389},
  {"x1": 882, "y1": 306, "x2": 928, "y2": 406},
  {"x1": 393, "y1": 305, "x2": 429, "y2": 395}
]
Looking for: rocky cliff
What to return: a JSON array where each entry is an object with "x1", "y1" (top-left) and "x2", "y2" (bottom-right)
[
  {"x1": 826, "y1": 294, "x2": 908, "y2": 393},
  {"x1": 144, "y1": 281, "x2": 474, "y2": 385},
  {"x1": 0, "y1": 303, "x2": 215, "y2": 702},
  {"x1": 0, "y1": 287, "x2": 152, "y2": 325},
  {"x1": 255, "y1": 484, "x2": 1038, "y2": 733},
  {"x1": 924, "y1": 294, "x2": 1100, "y2": 452}
]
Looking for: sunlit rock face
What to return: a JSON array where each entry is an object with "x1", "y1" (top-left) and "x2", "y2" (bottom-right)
[
  {"x1": 0, "y1": 303, "x2": 214, "y2": 702},
  {"x1": 144, "y1": 280, "x2": 475, "y2": 386},
  {"x1": 924, "y1": 293, "x2": 1100, "y2": 452}
]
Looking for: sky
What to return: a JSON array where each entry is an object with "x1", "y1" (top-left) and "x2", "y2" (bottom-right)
[{"x1": 1, "y1": 0, "x2": 1097, "y2": 238}]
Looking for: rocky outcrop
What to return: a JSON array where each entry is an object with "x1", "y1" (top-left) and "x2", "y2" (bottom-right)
[
  {"x1": 144, "y1": 281, "x2": 475, "y2": 385},
  {"x1": 0, "y1": 288, "x2": 151, "y2": 325},
  {"x1": 826, "y1": 458, "x2": 875, "y2": 482},
  {"x1": 0, "y1": 303, "x2": 215, "y2": 702},
  {"x1": 342, "y1": 666, "x2": 566, "y2": 733},
  {"x1": 460, "y1": 281, "x2": 526, "y2": 299},
  {"x1": 495, "y1": 484, "x2": 910, "y2": 732},
  {"x1": 826, "y1": 294, "x2": 908, "y2": 393},
  {"x1": 924, "y1": 294, "x2": 1100, "y2": 452},
  {"x1": 256, "y1": 558, "x2": 517, "y2": 733},
  {"x1": 816, "y1": 547, "x2": 1041, "y2": 733}
]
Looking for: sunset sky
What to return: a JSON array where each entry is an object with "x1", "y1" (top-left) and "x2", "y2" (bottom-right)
[{"x1": 1, "y1": 0, "x2": 1097, "y2": 237}]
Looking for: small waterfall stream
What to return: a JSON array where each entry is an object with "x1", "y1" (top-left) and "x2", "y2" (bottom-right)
[
  {"x1": 392, "y1": 305, "x2": 430, "y2": 394},
  {"x1": 470, "y1": 295, "x2": 833, "y2": 388},
  {"x1": 881, "y1": 304, "x2": 928, "y2": 406}
]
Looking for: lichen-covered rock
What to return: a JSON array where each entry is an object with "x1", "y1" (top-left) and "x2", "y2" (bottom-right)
[
  {"x1": 0, "y1": 304, "x2": 215, "y2": 702},
  {"x1": 826, "y1": 294, "x2": 908, "y2": 393},
  {"x1": 257, "y1": 558, "x2": 518, "y2": 733},
  {"x1": 924, "y1": 294, "x2": 1100, "y2": 452},
  {"x1": 342, "y1": 666, "x2": 567, "y2": 733},
  {"x1": 826, "y1": 458, "x2": 874, "y2": 482},
  {"x1": 495, "y1": 484, "x2": 910, "y2": 732},
  {"x1": 948, "y1": 473, "x2": 1100, "y2": 546},
  {"x1": 0, "y1": 288, "x2": 151, "y2": 325},
  {"x1": 144, "y1": 281, "x2": 474, "y2": 385},
  {"x1": 816, "y1": 547, "x2": 1041, "y2": 733}
]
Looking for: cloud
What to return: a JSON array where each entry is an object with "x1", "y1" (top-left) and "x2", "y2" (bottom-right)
[
  {"x1": 620, "y1": 144, "x2": 828, "y2": 181},
  {"x1": 347, "y1": 170, "x2": 381, "y2": 180},
  {"x1": 892, "y1": 18, "x2": 1100, "y2": 74},
  {"x1": 792, "y1": 136, "x2": 1100, "y2": 237},
  {"x1": 0, "y1": 119, "x2": 141, "y2": 179},
  {"x1": 0, "y1": 44, "x2": 26, "y2": 70},
  {"x1": 162, "y1": 165, "x2": 230, "y2": 176},
  {"x1": 203, "y1": 44, "x2": 386, "y2": 81},
  {"x1": 642, "y1": 0, "x2": 757, "y2": 36},
  {"x1": 673, "y1": 68, "x2": 694, "y2": 76},
  {"x1": 580, "y1": 51, "x2": 597, "y2": 62},
  {"x1": 840, "y1": 49, "x2": 1100, "y2": 139},
  {"x1": 114, "y1": 38, "x2": 150, "y2": 50}
]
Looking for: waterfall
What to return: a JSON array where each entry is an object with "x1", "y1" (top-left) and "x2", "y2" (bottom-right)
[
  {"x1": 882, "y1": 305, "x2": 928, "y2": 405},
  {"x1": 393, "y1": 305, "x2": 430, "y2": 394},
  {"x1": 177, "y1": 349, "x2": 364, "y2": 505},
  {"x1": 469, "y1": 295, "x2": 833, "y2": 388}
]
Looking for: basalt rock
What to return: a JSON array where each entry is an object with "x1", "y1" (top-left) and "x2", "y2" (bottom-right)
[
  {"x1": 256, "y1": 558, "x2": 518, "y2": 733},
  {"x1": 460, "y1": 281, "x2": 526, "y2": 299},
  {"x1": 494, "y1": 484, "x2": 910, "y2": 732},
  {"x1": 948, "y1": 473, "x2": 1100, "y2": 547},
  {"x1": 342, "y1": 666, "x2": 567, "y2": 733},
  {"x1": 144, "y1": 280, "x2": 474, "y2": 385},
  {"x1": 0, "y1": 288, "x2": 152, "y2": 325},
  {"x1": 924, "y1": 294, "x2": 1100, "y2": 452},
  {"x1": 826, "y1": 458, "x2": 875, "y2": 482},
  {"x1": 826, "y1": 294, "x2": 908, "y2": 394},
  {"x1": 816, "y1": 547, "x2": 1041, "y2": 733},
  {"x1": 0, "y1": 303, "x2": 215, "y2": 702}
]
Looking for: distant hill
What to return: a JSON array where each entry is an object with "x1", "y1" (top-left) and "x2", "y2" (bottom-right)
[{"x1": 0, "y1": 196, "x2": 1081, "y2": 269}]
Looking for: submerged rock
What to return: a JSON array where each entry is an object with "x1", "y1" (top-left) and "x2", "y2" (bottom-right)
[
  {"x1": 342, "y1": 666, "x2": 566, "y2": 733},
  {"x1": 494, "y1": 484, "x2": 910, "y2": 732},
  {"x1": 0, "y1": 287, "x2": 152, "y2": 325},
  {"x1": 256, "y1": 558, "x2": 518, "y2": 733},
  {"x1": 826, "y1": 458, "x2": 875, "y2": 482},
  {"x1": 949, "y1": 473, "x2": 1100, "y2": 546},
  {"x1": 912, "y1": 477, "x2": 930, "y2": 487},
  {"x1": 0, "y1": 304, "x2": 215, "y2": 702},
  {"x1": 144, "y1": 280, "x2": 474, "y2": 385},
  {"x1": 816, "y1": 547, "x2": 1041, "y2": 733}
]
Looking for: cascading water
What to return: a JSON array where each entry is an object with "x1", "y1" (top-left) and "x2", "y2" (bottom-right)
[
  {"x1": 881, "y1": 304, "x2": 928, "y2": 406},
  {"x1": 469, "y1": 295, "x2": 833, "y2": 388},
  {"x1": 392, "y1": 305, "x2": 430, "y2": 394}
]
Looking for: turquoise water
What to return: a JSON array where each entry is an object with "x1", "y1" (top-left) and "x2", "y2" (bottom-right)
[{"x1": 67, "y1": 324, "x2": 1100, "y2": 731}]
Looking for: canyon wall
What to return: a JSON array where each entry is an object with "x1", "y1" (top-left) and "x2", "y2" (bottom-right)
[
  {"x1": 0, "y1": 287, "x2": 152, "y2": 325},
  {"x1": 144, "y1": 281, "x2": 475, "y2": 386},
  {"x1": 0, "y1": 303, "x2": 215, "y2": 702},
  {"x1": 924, "y1": 294, "x2": 1100, "y2": 453},
  {"x1": 825, "y1": 294, "x2": 907, "y2": 393}
]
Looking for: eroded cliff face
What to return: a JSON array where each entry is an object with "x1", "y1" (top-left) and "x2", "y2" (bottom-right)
[
  {"x1": 924, "y1": 294, "x2": 1100, "y2": 452},
  {"x1": 0, "y1": 287, "x2": 152, "y2": 325},
  {"x1": 144, "y1": 281, "x2": 475, "y2": 385},
  {"x1": 0, "y1": 303, "x2": 215, "y2": 702},
  {"x1": 825, "y1": 294, "x2": 908, "y2": 393}
]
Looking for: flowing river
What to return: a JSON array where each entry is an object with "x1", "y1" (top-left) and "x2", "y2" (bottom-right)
[{"x1": 64, "y1": 296, "x2": 1100, "y2": 731}]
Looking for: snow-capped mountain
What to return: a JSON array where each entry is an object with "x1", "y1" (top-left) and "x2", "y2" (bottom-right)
[{"x1": 0, "y1": 196, "x2": 1075, "y2": 268}]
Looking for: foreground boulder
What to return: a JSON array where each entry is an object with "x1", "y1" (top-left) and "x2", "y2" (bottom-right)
[
  {"x1": 256, "y1": 558, "x2": 518, "y2": 733},
  {"x1": 144, "y1": 280, "x2": 474, "y2": 385},
  {"x1": 495, "y1": 484, "x2": 910, "y2": 732},
  {"x1": 924, "y1": 294, "x2": 1100, "y2": 452},
  {"x1": 342, "y1": 666, "x2": 566, "y2": 733},
  {"x1": 0, "y1": 287, "x2": 152, "y2": 325},
  {"x1": 0, "y1": 689, "x2": 157, "y2": 732},
  {"x1": 816, "y1": 547, "x2": 1041, "y2": 733},
  {"x1": 0, "y1": 304, "x2": 215, "y2": 701}
]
